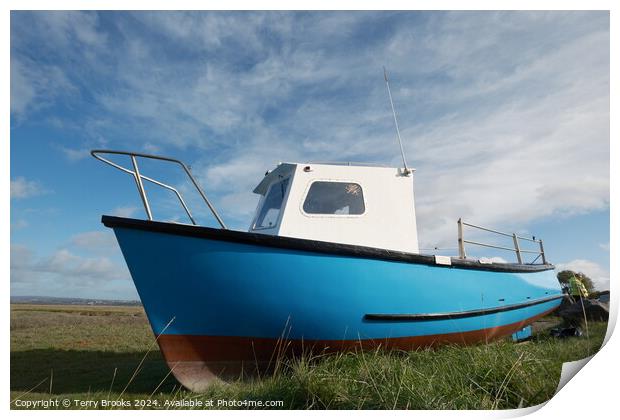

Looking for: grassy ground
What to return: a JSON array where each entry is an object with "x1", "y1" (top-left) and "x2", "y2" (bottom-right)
[{"x1": 10, "y1": 303, "x2": 607, "y2": 410}]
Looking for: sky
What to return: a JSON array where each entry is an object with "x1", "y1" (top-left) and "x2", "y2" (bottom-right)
[{"x1": 10, "y1": 11, "x2": 610, "y2": 299}]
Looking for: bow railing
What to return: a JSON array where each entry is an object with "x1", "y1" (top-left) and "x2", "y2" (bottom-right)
[{"x1": 91, "y1": 150, "x2": 227, "y2": 229}]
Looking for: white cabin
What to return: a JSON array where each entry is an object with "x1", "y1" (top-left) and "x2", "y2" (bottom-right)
[{"x1": 249, "y1": 163, "x2": 419, "y2": 254}]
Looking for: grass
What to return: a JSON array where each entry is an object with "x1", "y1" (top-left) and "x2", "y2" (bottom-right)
[{"x1": 10, "y1": 303, "x2": 607, "y2": 410}]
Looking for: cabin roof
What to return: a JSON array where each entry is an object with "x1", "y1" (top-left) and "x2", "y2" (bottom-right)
[{"x1": 253, "y1": 162, "x2": 415, "y2": 195}]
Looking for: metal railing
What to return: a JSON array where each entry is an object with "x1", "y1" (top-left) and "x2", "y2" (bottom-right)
[
  {"x1": 91, "y1": 150, "x2": 227, "y2": 229},
  {"x1": 457, "y1": 218, "x2": 546, "y2": 264}
]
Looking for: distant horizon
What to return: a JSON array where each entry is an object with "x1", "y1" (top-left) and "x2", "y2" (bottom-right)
[{"x1": 11, "y1": 295, "x2": 142, "y2": 303}]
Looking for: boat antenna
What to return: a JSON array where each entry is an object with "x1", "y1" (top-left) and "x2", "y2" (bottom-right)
[{"x1": 383, "y1": 66, "x2": 411, "y2": 175}]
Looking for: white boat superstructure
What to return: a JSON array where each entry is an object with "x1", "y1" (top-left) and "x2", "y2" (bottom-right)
[{"x1": 249, "y1": 162, "x2": 419, "y2": 254}]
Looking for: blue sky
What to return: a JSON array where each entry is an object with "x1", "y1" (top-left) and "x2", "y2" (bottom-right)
[{"x1": 10, "y1": 11, "x2": 610, "y2": 299}]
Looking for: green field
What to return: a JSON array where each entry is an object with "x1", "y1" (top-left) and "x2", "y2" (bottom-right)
[{"x1": 10, "y1": 303, "x2": 607, "y2": 409}]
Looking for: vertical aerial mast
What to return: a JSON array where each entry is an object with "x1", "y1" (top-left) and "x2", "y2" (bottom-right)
[{"x1": 383, "y1": 67, "x2": 411, "y2": 175}]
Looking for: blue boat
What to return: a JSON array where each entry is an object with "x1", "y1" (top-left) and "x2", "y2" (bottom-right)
[{"x1": 92, "y1": 150, "x2": 563, "y2": 391}]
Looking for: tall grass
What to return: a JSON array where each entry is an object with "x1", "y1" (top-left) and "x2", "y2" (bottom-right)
[
  {"x1": 199, "y1": 322, "x2": 605, "y2": 409},
  {"x1": 10, "y1": 305, "x2": 607, "y2": 410}
]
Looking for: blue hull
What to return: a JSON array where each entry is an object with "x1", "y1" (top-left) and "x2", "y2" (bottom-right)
[{"x1": 106, "y1": 216, "x2": 562, "y2": 389}]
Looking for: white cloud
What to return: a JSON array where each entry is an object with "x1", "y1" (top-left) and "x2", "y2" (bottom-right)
[
  {"x1": 11, "y1": 245, "x2": 127, "y2": 282},
  {"x1": 22, "y1": 11, "x2": 106, "y2": 50},
  {"x1": 11, "y1": 219, "x2": 29, "y2": 229},
  {"x1": 10, "y1": 244, "x2": 134, "y2": 299},
  {"x1": 141, "y1": 142, "x2": 161, "y2": 154},
  {"x1": 485, "y1": 257, "x2": 508, "y2": 264},
  {"x1": 43, "y1": 249, "x2": 122, "y2": 279},
  {"x1": 555, "y1": 259, "x2": 610, "y2": 291},
  {"x1": 10, "y1": 58, "x2": 36, "y2": 116},
  {"x1": 111, "y1": 205, "x2": 139, "y2": 218},
  {"x1": 10, "y1": 244, "x2": 33, "y2": 270},
  {"x1": 58, "y1": 146, "x2": 91, "y2": 161},
  {"x1": 11, "y1": 11, "x2": 106, "y2": 118},
  {"x1": 10, "y1": 177, "x2": 48, "y2": 199},
  {"x1": 10, "y1": 56, "x2": 78, "y2": 118},
  {"x1": 70, "y1": 231, "x2": 118, "y2": 252}
]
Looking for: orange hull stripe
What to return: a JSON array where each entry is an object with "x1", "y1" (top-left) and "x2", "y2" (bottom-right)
[{"x1": 157, "y1": 308, "x2": 556, "y2": 363}]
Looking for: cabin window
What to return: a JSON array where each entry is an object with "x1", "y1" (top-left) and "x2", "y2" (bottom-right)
[
  {"x1": 254, "y1": 178, "x2": 290, "y2": 229},
  {"x1": 303, "y1": 181, "x2": 365, "y2": 215}
]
